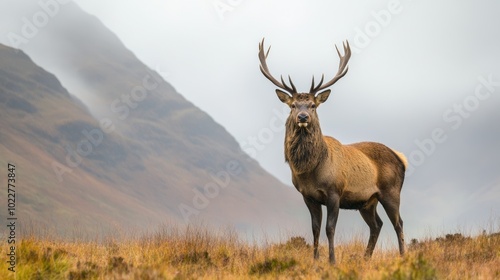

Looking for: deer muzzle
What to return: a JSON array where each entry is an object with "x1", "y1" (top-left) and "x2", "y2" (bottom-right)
[{"x1": 297, "y1": 113, "x2": 309, "y2": 127}]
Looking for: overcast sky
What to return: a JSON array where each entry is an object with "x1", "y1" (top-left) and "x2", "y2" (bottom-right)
[
  {"x1": 1, "y1": 0, "x2": 499, "y2": 239},
  {"x1": 62, "y1": 0, "x2": 499, "y2": 184}
]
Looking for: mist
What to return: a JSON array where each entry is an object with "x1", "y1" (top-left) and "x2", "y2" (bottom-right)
[{"x1": 1, "y1": 0, "x2": 499, "y2": 241}]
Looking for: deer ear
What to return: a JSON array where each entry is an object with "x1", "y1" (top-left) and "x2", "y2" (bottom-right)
[
  {"x1": 315, "y1": 89, "x2": 331, "y2": 104},
  {"x1": 276, "y1": 89, "x2": 292, "y2": 105}
]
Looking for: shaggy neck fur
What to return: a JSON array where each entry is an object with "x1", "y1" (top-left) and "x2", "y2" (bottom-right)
[{"x1": 284, "y1": 115, "x2": 328, "y2": 174}]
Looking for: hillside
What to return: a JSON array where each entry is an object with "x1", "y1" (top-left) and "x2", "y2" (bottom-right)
[
  {"x1": 0, "y1": 44, "x2": 168, "y2": 231},
  {"x1": 0, "y1": 3, "x2": 306, "y2": 235}
]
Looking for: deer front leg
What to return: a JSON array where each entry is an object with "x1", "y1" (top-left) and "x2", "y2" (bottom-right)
[
  {"x1": 303, "y1": 196, "x2": 322, "y2": 260},
  {"x1": 326, "y1": 193, "x2": 340, "y2": 264}
]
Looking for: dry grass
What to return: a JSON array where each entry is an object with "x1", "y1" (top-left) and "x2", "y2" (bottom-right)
[{"x1": 1, "y1": 224, "x2": 499, "y2": 279}]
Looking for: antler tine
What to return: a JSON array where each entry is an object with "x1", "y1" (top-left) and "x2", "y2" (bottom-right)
[
  {"x1": 309, "y1": 74, "x2": 325, "y2": 93},
  {"x1": 258, "y1": 38, "x2": 297, "y2": 95},
  {"x1": 310, "y1": 40, "x2": 351, "y2": 95},
  {"x1": 310, "y1": 75, "x2": 315, "y2": 93},
  {"x1": 335, "y1": 41, "x2": 351, "y2": 76},
  {"x1": 288, "y1": 75, "x2": 297, "y2": 93}
]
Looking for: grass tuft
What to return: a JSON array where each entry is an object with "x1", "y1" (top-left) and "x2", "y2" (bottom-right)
[
  {"x1": 385, "y1": 253, "x2": 436, "y2": 280},
  {"x1": 249, "y1": 257, "x2": 297, "y2": 275}
]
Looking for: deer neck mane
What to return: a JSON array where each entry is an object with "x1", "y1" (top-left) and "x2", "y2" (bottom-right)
[{"x1": 284, "y1": 116, "x2": 328, "y2": 174}]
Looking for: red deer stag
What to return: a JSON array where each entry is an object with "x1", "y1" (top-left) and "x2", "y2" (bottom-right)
[{"x1": 258, "y1": 38, "x2": 407, "y2": 264}]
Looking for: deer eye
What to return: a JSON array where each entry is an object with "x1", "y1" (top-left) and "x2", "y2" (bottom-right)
[
  {"x1": 311, "y1": 104, "x2": 316, "y2": 109},
  {"x1": 291, "y1": 104, "x2": 296, "y2": 109}
]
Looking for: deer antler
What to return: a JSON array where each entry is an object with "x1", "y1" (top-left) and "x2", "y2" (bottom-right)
[
  {"x1": 258, "y1": 38, "x2": 297, "y2": 95},
  {"x1": 309, "y1": 41, "x2": 351, "y2": 95}
]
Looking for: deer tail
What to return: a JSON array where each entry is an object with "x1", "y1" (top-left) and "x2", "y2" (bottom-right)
[{"x1": 392, "y1": 149, "x2": 408, "y2": 169}]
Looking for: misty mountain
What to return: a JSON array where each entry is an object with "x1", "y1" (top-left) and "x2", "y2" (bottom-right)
[
  {"x1": 1, "y1": 1, "x2": 498, "y2": 242},
  {"x1": 0, "y1": 3, "x2": 307, "y2": 236}
]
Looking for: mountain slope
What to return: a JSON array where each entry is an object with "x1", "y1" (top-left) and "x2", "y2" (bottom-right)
[
  {"x1": 0, "y1": 44, "x2": 163, "y2": 232},
  {"x1": 0, "y1": 3, "x2": 307, "y2": 236}
]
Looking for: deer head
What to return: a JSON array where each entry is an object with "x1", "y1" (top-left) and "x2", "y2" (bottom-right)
[{"x1": 258, "y1": 38, "x2": 351, "y2": 129}]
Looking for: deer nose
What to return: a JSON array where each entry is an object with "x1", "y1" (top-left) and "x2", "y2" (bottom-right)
[{"x1": 297, "y1": 113, "x2": 309, "y2": 123}]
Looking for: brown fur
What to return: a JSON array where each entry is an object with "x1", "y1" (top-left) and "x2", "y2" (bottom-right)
[{"x1": 284, "y1": 109, "x2": 327, "y2": 174}]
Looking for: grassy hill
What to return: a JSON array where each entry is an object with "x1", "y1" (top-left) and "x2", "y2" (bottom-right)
[{"x1": 1, "y1": 225, "x2": 499, "y2": 279}]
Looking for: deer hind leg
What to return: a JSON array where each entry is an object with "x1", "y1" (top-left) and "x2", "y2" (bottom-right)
[
  {"x1": 359, "y1": 201, "x2": 383, "y2": 259},
  {"x1": 303, "y1": 196, "x2": 322, "y2": 260},
  {"x1": 379, "y1": 195, "x2": 405, "y2": 256}
]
